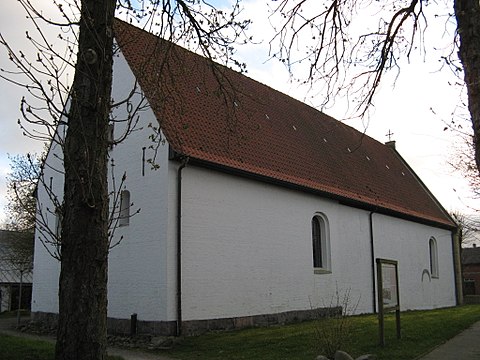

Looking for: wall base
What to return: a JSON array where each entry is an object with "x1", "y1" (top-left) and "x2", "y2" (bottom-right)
[{"x1": 32, "y1": 306, "x2": 340, "y2": 336}]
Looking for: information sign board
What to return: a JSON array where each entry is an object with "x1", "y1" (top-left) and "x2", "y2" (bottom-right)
[{"x1": 376, "y1": 258, "x2": 401, "y2": 346}]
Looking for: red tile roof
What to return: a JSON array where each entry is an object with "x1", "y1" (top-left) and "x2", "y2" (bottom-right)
[{"x1": 113, "y1": 19, "x2": 455, "y2": 229}]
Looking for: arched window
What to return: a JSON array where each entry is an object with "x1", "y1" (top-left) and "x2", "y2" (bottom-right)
[
  {"x1": 312, "y1": 213, "x2": 331, "y2": 273},
  {"x1": 55, "y1": 207, "x2": 62, "y2": 239},
  {"x1": 429, "y1": 237, "x2": 439, "y2": 278},
  {"x1": 107, "y1": 123, "x2": 115, "y2": 150},
  {"x1": 119, "y1": 190, "x2": 130, "y2": 227}
]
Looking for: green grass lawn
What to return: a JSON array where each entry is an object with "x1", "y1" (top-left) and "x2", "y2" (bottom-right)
[
  {"x1": 0, "y1": 335, "x2": 123, "y2": 360},
  {"x1": 159, "y1": 304, "x2": 480, "y2": 360},
  {"x1": 1, "y1": 305, "x2": 479, "y2": 360},
  {"x1": 0, "y1": 334, "x2": 54, "y2": 360}
]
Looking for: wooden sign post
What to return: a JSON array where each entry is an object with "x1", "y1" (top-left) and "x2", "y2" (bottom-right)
[{"x1": 376, "y1": 258, "x2": 401, "y2": 346}]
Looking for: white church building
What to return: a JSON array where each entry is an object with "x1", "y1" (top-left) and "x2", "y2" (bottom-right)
[{"x1": 31, "y1": 19, "x2": 461, "y2": 335}]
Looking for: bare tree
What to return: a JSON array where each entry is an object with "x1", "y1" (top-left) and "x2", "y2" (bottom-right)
[
  {"x1": 268, "y1": 0, "x2": 480, "y2": 179},
  {"x1": 452, "y1": 211, "x2": 480, "y2": 247},
  {"x1": 447, "y1": 121, "x2": 480, "y2": 201},
  {"x1": 0, "y1": 1, "x2": 251, "y2": 359},
  {"x1": 4, "y1": 154, "x2": 40, "y2": 232}
]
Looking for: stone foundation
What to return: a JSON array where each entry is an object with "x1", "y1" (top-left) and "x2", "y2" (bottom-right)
[
  {"x1": 32, "y1": 306, "x2": 339, "y2": 337},
  {"x1": 182, "y1": 306, "x2": 340, "y2": 335}
]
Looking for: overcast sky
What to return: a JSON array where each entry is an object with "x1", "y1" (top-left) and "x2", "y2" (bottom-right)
[{"x1": 0, "y1": 0, "x2": 477, "y2": 226}]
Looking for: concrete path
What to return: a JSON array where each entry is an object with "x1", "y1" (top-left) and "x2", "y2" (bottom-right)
[
  {"x1": 419, "y1": 320, "x2": 480, "y2": 360},
  {"x1": 0, "y1": 316, "x2": 174, "y2": 360}
]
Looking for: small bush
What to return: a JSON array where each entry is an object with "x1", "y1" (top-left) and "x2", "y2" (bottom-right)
[{"x1": 313, "y1": 287, "x2": 359, "y2": 358}]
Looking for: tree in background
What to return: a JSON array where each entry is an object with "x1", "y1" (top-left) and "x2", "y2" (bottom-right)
[
  {"x1": 452, "y1": 211, "x2": 480, "y2": 247},
  {"x1": 4, "y1": 154, "x2": 41, "y2": 233},
  {"x1": 447, "y1": 117, "x2": 480, "y2": 203}
]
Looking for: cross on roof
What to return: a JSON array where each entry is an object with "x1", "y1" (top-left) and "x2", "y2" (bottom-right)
[{"x1": 386, "y1": 129, "x2": 394, "y2": 141}]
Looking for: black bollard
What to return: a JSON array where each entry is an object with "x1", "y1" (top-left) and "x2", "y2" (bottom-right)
[{"x1": 130, "y1": 313, "x2": 137, "y2": 336}]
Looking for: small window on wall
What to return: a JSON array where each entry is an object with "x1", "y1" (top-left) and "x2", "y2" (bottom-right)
[
  {"x1": 55, "y1": 207, "x2": 62, "y2": 239},
  {"x1": 312, "y1": 213, "x2": 331, "y2": 273},
  {"x1": 429, "y1": 237, "x2": 439, "y2": 278},
  {"x1": 119, "y1": 190, "x2": 130, "y2": 227},
  {"x1": 108, "y1": 123, "x2": 114, "y2": 150}
]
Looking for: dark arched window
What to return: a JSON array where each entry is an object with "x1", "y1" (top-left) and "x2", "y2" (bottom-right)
[
  {"x1": 429, "y1": 237, "x2": 438, "y2": 278},
  {"x1": 312, "y1": 213, "x2": 331, "y2": 272},
  {"x1": 312, "y1": 217, "x2": 323, "y2": 268},
  {"x1": 119, "y1": 190, "x2": 130, "y2": 227}
]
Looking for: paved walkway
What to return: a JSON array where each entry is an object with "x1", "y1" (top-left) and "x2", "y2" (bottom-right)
[
  {"x1": 0, "y1": 316, "x2": 174, "y2": 360},
  {"x1": 418, "y1": 320, "x2": 480, "y2": 360}
]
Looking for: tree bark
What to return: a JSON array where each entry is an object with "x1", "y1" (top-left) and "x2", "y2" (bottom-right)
[
  {"x1": 55, "y1": 1, "x2": 116, "y2": 359},
  {"x1": 455, "y1": 0, "x2": 480, "y2": 175}
]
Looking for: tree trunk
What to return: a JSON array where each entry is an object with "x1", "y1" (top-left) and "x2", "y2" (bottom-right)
[
  {"x1": 455, "y1": 0, "x2": 480, "y2": 175},
  {"x1": 55, "y1": 1, "x2": 116, "y2": 359}
]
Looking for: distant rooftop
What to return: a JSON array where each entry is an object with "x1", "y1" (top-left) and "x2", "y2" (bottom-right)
[{"x1": 462, "y1": 246, "x2": 480, "y2": 265}]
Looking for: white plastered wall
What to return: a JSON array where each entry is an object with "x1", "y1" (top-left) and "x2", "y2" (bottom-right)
[
  {"x1": 32, "y1": 48, "x2": 172, "y2": 322},
  {"x1": 106, "y1": 49, "x2": 171, "y2": 321},
  {"x1": 372, "y1": 213, "x2": 456, "y2": 310},
  {"x1": 177, "y1": 165, "x2": 456, "y2": 321},
  {"x1": 31, "y1": 129, "x2": 64, "y2": 314}
]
